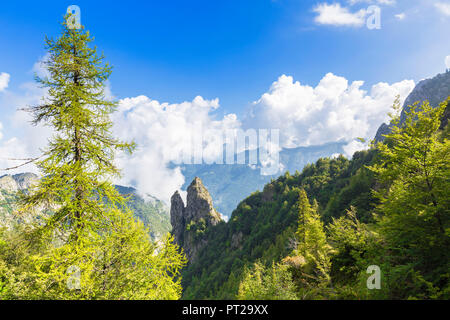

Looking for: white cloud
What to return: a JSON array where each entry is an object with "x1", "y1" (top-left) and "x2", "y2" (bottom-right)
[
  {"x1": 112, "y1": 95, "x2": 240, "y2": 203},
  {"x1": 0, "y1": 73, "x2": 10, "y2": 92},
  {"x1": 1, "y1": 60, "x2": 416, "y2": 202},
  {"x1": 395, "y1": 13, "x2": 406, "y2": 20},
  {"x1": 32, "y1": 54, "x2": 51, "y2": 79},
  {"x1": 245, "y1": 73, "x2": 415, "y2": 151},
  {"x1": 0, "y1": 75, "x2": 52, "y2": 174},
  {"x1": 377, "y1": 0, "x2": 395, "y2": 4},
  {"x1": 343, "y1": 139, "x2": 369, "y2": 158},
  {"x1": 0, "y1": 137, "x2": 33, "y2": 173},
  {"x1": 435, "y1": 2, "x2": 450, "y2": 16},
  {"x1": 314, "y1": 3, "x2": 367, "y2": 27},
  {"x1": 446, "y1": 55, "x2": 450, "y2": 69}
]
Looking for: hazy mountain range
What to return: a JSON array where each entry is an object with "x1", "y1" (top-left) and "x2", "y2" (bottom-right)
[{"x1": 180, "y1": 71, "x2": 450, "y2": 218}]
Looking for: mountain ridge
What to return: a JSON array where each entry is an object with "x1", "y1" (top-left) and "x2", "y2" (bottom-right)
[
  {"x1": 170, "y1": 177, "x2": 222, "y2": 263},
  {"x1": 375, "y1": 70, "x2": 450, "y2": 142}
]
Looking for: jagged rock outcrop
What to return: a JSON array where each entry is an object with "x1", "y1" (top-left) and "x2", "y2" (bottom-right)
[
  {"x1": 375, "y1": 71, "x2": 450, "y2": 142},
  {"x1": 0, "y1": 173, "x2": 38, "y2": 192},
  {"x1": 170, "y1": 191, "x2": 186, "y2": 246},
  {"x1": 170, "y1": 177, "x2": 222, "y2": 263}
]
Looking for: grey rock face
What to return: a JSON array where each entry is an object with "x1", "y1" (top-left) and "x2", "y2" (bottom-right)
[
  {"x1": 374, "y1": 71, "x2": 450, "y2": 142},
  {"x1": 170, "y1": 191, "x2": 186, "y2": 246},
  {"x1": 0, "y1": 175, "x2": 18, "y2": 192},
  {"x1": 186, "y1": 177, "x2": 222, "y2": 224},
  {"x1": 170, "y1": 177, "x2": 222, "y2": 263},
  {"x1": 12, "y1": 173, "x2": 38, "y2": 190},
  {"x1": 0, "y1": 173, "x2": 38, "y2": 192},
  {"x1": 374, "y1": 122, "x2": 392, "y2": 143}
]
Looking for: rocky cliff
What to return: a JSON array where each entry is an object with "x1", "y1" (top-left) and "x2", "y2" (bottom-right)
[
  {"x1": 375, "y1": 71, "x2": 450, "y2": 142},
  {"x1": 170, "y1": 177, "x2": 222, "y2": 263},
  {"x1": 0, "y1": 173, "x2": 38, "y2": 192}
]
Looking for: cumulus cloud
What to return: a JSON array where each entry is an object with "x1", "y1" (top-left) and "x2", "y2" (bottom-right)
[
  {"x1": 446, "y1": 55, "x2": 450, "y2": 69},
  {"x1": 0, "y1": 73, "x2": 10, "y2": 92},
  {"x1": 342, "y1": 139, "x2": 369, "y2": 158},
  {"x1": 395, "y1": 13, "x2": 406, "y2": 20},
  {"x1": 112, "y1": 95, "x2": 240, "y2": 202},
  {"x1": 0, "y1": 74, "x2": 52, "y2": 174},
  {"x1": 245, "y1": 73, "x2": 415, "y2": 151},
  {"x1": 435, "y1": 2, "x2": 450, "y2": 16},
  {"x1": 1, "y1": 60, "x2": 416, "y2": 201},
  {"x1": 314, "y1": 3, "x2": 367, "y2": 27}
]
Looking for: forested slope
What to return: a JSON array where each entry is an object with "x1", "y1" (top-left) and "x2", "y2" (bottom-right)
[
  {"x1": 182, "y1": 149, "x2": 378, "y2": 299},
  {"x1": 182, "y1": 97, "x2": 450, "y2": 300}
]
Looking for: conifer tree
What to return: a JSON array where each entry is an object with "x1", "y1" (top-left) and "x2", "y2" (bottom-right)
[
  {"x1": 237, "y1": 262, "x2": 298, "y2": 300},
  {"x1": 292, "y1": 189, "x2": 332, "y2": 286},
  {"x1": 11, "y1": 15, "x2": 186, "y2": 299},
  {"x1": 20, "y1": 15, "x2": 134, "y2": 239}
]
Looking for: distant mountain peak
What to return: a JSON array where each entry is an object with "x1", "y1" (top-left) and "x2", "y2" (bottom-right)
[
  {"x1": 170, "y1": 177, "x2": 222, "y2": 263},
  {"x1": 375, "y1": 71, "x2": 450, "y2": 142},
  {"x1": 0, "y1": 172, "x2": 38, "y2": 192}
]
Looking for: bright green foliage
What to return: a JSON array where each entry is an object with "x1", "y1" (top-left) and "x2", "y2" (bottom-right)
[
  {"x1": 19, "y1": 16, "x2": 135, "y2": 240},
  {"x1": 182, "y1": 151, "x2": 377, "y2": 299},
  {"x1": 369, "y1": 98, "x2": 450, "y2": 299},
  {"x1": 293, "y1": 190, "x2": 332, "y2": 285},
  {"x1": 1, "y1": 216, "x2": 186, "y2": 300},
  {"x1": 237, "y1": 262, "x2": 298, "y2": 300},
  {"x1": 1, "y1": 16, "x2": 186, "y2": 299},
  {"x1": 327, "y1": 206, "x2": 378, "y2": 286}
]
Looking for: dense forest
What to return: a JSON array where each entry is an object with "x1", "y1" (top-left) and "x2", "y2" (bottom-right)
[
  {"x1": 0, "y1": 15, "x2": 449, "y2": 301},
  {"x1": 181, "y1": 98, "x2": 450, "y2": 300}
]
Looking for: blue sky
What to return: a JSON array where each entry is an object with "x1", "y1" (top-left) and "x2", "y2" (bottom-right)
[
  {"x1": 0, "y1": 0, "x2": 449, "y2": 200},
  {"x1": 1, "y1": 0, "x2": 449, "y2": 116}
]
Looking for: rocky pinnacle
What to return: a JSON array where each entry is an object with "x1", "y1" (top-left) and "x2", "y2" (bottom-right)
[{"x1": 170, "y1": 177, "x2": 222, "y2": 263}]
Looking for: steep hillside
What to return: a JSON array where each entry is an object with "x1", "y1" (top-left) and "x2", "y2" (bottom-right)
[
  {"x1": 181, "y1": 150, "x2": 378, "y2": 299},
  {"x1": 180, "y1": 93, "x2": 450, "y2": 300},
  {"x1": 179, "y1": 142, "x2": 347, "y2": 218}
]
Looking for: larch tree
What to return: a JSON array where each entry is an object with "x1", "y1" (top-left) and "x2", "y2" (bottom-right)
[
  {"x1": 10, "y1": 15, "x2": 186, "y2": 299},
  {"x1": 288, "y1": 189, "x2": 332, "y2": 293}
]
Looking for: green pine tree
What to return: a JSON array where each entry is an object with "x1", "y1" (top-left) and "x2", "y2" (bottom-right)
[
  {"x1": 294, "y1": 190, "x2": 331, "y2": 284},
  {"x1": 7, "y1": 15, "x2": 186, "y2": 299},
  {"x1": 237, "y1": 262, "x2": 298, "y2": 300}
]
